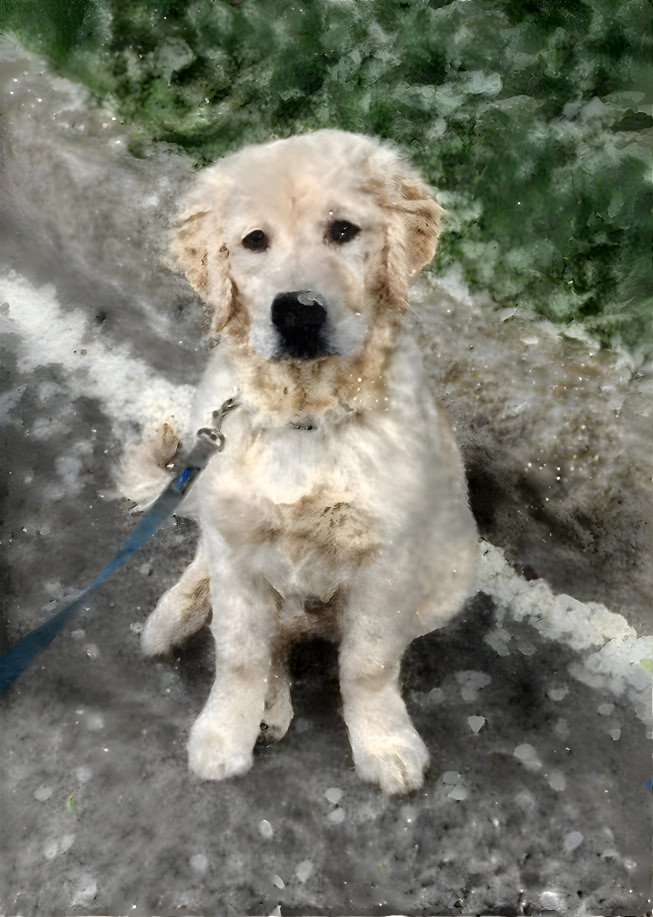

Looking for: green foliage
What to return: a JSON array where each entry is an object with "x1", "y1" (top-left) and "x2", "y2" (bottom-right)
[
  {"x1": 1, "y1": 0, "x2": 650, "y2": 350},
  {"x1": 0, "y1": 0, "x2": 92, "y2": 60}
]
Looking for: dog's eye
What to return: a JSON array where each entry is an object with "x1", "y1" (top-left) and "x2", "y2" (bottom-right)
[
  {"x1": 327, "y1": 220, "x2": 360, "y2": 245},
  {"x1": 242, "y1": 229, "x2": 269, "y2": 252}
]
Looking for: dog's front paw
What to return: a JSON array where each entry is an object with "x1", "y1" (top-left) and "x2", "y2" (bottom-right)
[
  {"x1": 350, "y1": 727, "x2": 430, "y2": 795},
  {"x1": 188, "y1": 715, "x2": 254, "y2": 781}
]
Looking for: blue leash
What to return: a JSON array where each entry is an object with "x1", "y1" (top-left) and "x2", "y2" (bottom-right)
[{"x1": 0, "y1": 398, "x2": 238, "y2": 695}]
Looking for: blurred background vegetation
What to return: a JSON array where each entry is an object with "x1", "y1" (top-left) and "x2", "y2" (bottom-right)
[{"x1": 1, "y1": 0, "x2": 651, "y2": 351}]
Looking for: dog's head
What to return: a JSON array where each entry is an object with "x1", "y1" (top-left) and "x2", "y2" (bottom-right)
[{"x1": 172, "y1": 131, "x2": 442, "y2": 366}]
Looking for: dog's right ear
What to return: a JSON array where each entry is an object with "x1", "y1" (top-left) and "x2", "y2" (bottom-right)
[{"x1": 170, "y1": 190, "x2": 233, "y2": 334}]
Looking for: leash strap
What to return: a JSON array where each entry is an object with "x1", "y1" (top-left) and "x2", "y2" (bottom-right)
[{"x1": 0, "y1": 397, "x2": 238, "y2": 695}]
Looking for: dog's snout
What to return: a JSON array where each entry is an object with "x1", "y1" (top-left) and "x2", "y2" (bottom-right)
[{"x1": 271, "y1": 291, "x2": 331, "y2": 360}]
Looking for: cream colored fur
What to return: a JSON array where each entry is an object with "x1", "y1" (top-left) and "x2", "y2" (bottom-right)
[{"x1": 132, "y1": 130, "x2": 477, "y2": 794}]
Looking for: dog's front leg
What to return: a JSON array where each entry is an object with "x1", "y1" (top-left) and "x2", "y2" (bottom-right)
[
  {"x1": 339, "y1": 593, "x2": 429, "y2": 795},
  {"x1": 187, "y1": 563, "x2": 275, "y2": 782}
]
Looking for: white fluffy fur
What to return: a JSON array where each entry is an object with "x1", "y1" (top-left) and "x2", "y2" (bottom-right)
[{"x1": 129, "y1": 130, "x2": 477, "y2": 794}]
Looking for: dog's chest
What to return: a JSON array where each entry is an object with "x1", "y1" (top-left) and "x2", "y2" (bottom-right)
[
  {"x1": 207, "y1": 423, "x2": 383, "y2": 569},
  {"x1": 275, "y1": 494, "x2": 380, "y2": 566}
]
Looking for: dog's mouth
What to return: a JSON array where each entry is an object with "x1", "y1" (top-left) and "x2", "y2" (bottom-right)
[{"x1": 271, "y1": 290, "x2": 337, "y2": 361}]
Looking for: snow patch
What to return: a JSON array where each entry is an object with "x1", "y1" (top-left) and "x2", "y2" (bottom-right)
[
  {"x1": 478, "y1": 540, "x2": 653, "y2": 724},
  {"x1": 0, "y1": 272, "x2": 194, "y2": 436}
]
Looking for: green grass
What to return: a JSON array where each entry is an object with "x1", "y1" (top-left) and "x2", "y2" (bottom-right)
[{"x1": 1, "y1": 0, "x2": 651, "y2": 351}]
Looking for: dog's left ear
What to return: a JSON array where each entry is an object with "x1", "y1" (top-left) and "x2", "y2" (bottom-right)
[
  {"x1": 392, "y1": 168, "x2": 444, "y2": 275},
  {"x1": 369, "y1": 145, "x2": 444, "y2": 307}
]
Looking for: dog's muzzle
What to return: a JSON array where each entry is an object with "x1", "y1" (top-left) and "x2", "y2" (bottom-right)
[{"x1": 271, "y1": 290, "x2": 332, "y2": 360}]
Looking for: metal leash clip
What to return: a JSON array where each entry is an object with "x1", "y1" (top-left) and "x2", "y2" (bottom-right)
[
  {"x1": 172, "y1": 395, "x2": 240, "y2": 493},
  {"x1": 196, "y1": 396, "x2": 240, "y2": 453}
]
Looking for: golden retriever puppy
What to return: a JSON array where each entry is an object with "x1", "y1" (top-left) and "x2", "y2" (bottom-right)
[{"x1": 140, "y1": 130, "x2": 477, "y2": 794}]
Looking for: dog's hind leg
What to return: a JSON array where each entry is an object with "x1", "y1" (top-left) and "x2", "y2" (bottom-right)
[
  {"x1": 259, "y1": 650, "x2": 293, "y2": 744},
  {"x1": 141, "y1": 541, "x2": 212, "y2": 656}
]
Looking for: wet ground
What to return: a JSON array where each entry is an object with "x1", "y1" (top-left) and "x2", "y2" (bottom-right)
[{"x1": 1, "y1": 38, "x2": 652, "y2": 917}]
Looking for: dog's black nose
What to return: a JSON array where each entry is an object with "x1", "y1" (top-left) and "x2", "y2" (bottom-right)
[{"x1": 271, "y1": 291, "x2": 330, "y2": 360}]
